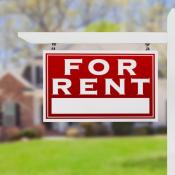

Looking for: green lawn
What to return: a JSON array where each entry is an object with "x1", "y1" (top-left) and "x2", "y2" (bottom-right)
[{"x1": 0, "y1": 136, "x2": 166, "y2": 175}]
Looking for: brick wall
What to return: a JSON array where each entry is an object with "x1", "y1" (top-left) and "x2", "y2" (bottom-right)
[{"x1": 0, "y1": 73, "x2": 34, "y2": 128}]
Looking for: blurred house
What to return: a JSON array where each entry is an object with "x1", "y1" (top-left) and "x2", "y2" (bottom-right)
[
  {"x1": 0, "y1": 71, "x2": 34, "y2": 128},
  {"x1": 0, "y1": 45, "x2": 167, "y2": 136}
]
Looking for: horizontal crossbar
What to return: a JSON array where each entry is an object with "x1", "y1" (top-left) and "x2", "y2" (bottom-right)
[{"x1": 18, "y1": 32, "x2": 168, "y2": 44}]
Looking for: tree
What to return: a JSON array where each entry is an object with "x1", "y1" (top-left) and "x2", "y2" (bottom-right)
[
  {"x1": 85, "y1": 20, "x2": 121, "y2": 32},
  {"x1": 0, "y1": 0, "x2": 115, "y2": 68}
]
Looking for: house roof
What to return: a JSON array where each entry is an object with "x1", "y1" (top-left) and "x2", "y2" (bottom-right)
[{"x1": 0, "y1": 70, "x2": 33, "y2": 89}]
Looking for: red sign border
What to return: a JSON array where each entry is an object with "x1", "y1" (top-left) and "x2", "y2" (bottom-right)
[{"x1": 43, "y1": 50, "x2": 158, "y2": 122}]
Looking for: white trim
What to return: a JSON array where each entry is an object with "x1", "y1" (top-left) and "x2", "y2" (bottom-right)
[{"x1": 18, "y1": 32, "x2": 168, "y2": 44}]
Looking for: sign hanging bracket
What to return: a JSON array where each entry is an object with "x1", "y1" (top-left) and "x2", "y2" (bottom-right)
[
  {"x1": 51, "y1": 43, "x2": 56, "y2": 50},
  {"x1": 145, "y1": 43, "x2": 150, "y2": 50}
]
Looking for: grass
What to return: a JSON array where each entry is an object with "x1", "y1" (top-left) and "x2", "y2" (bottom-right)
[{"x1": 0, "y1": 136, "x2": 166, "y2": 175}]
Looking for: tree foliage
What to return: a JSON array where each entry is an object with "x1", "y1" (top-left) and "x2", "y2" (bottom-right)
[
  {"x1": 85, "y1": 20, "x2": 121, "y2": 32},
  {"x1": 0, "y1": 0, "x2": 168, "y2": 70},
  {"x1": 0, "y1": 0, "x2": 117, "y2": 68}
]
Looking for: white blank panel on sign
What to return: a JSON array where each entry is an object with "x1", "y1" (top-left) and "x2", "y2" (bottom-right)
[{"x1": 51, "y1": 98, "x2": 150, "y2": 114}]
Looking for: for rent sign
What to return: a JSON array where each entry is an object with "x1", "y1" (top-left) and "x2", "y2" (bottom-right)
[{"x1": 43, "y1": 51, "x2": 158, "y2": 122}]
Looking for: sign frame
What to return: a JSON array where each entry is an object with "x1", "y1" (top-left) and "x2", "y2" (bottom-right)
[
  {"x1": 43, "y1": 50, "x2": 158, "y2": 122},
  {"x1": 19, "y1": 9, "x2": 175, "y2": 173}
]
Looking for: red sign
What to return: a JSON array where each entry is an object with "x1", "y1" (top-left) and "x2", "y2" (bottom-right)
[{"x1": 43, "y1": 51, "x2": 158, "y2": 122}]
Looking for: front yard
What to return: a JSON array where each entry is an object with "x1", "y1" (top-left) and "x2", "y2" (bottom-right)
[{"x1": 0, "y1": 136, "x2": 166, "y2": 175}]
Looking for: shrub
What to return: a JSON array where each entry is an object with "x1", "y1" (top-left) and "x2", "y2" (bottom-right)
[
  {"x1": 80, "y1": 123, "x2": 96, "y2": 136},
  {"x1": 155, "y1": 126, "x2": 167, "y2": 134},
  {"x1": 80, "y1": 123, "x2": 110, "y2": 136},
  {"x1": 133, "y1": 126, "x2": 155, "y2": 135},
  {"x1": 21, "y1": 125, "x2": 46, "y2": 139},
  {"x1": 66, "y1": 127, "x2": 83, "y2": 137},
  {"x1": 32, "y1": 125, "x2": 46, "y2": 137},
  {"x1": 4, "y1": 127, "x2": 21, "y2": 141},
  {"x1": 133, "y1": 127, "x2": 149, "y2": 135},
  {"x1": 144, "y1": 125, "x2": 155, "y2": 135},
  {"x1": 91, "y1": 123, "x2": 110, "y2": 136},
  {"x1": 112, "y1": 123, "x2": 134, "y2": 136},
  {"x1": 21, "y1": 128, "x2": 37, "y2": 139}
]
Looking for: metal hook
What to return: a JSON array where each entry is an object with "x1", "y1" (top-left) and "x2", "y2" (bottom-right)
[
  {"x1": 145, "y1": 43, "x2": 150, "y2": 51},
  {"x1": 51, "y1": 43, "x2": 56, "y2": 50}
]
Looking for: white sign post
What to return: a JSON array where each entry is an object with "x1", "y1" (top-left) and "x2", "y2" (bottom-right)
[
  {"x1": 167, "y1": 9, "x2": 175, "y2": 175},
  {"x1": 18, "y1": 8, "x2": 175, "y2": 175}
]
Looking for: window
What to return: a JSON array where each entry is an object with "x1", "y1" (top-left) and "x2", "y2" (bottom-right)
[
  {"x1": 0, "y1": 104, "x2": 2, "y2": 126},
  {"x1": 15, "y1": 104, "x2": 21, "y2": 127},
  {"x1": 2, "y1": 102, "x2": 21, "y2": 127},
  {"x1": 36, "y1": 66, "x2": 43, "y2": 87}
]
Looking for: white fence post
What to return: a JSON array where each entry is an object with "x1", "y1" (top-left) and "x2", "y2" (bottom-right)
[{"x1": 167, "y1": 8, "x2": 175, "y2": 175}]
